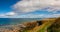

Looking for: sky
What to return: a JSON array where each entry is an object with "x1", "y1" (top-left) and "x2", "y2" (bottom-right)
[{"x1": 0, "y1": 0, "x2": 60, "y2": 18}]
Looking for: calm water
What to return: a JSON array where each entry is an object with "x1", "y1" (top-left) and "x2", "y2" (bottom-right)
[{"x1": 0, "y1": 18, "x2": 42, "y2": 26}]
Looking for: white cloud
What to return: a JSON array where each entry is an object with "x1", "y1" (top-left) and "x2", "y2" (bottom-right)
[
  {"x1": 12, "y1": 0, "x2": 60, "y2": 13},
  {"x1": 1, "y1": 0, "x2": 60, "y2": 18},
  {"x1": 0, "y1": 13, "x2": 60, "y2": 18},
  {"x1": 5, "y1": 12, "x2": 16, "y2": 16},
  {"x1": 0, "y1": 12, "x2": 16, "y2": 18},
  {"x1": 0, "y1": 14, "x2": 5, "y2": 16},
  {"x1": 43, "y1": 6, "x2": 60, "y2": 13},
  {"x1": 52, "y1": 14, "x2": 60, "y2": 17},
  {"x1": 15, "y1": 14, "x2": 60, "y2": 18},
  {"x1": 18, "y1": 14, "x2": 44, "y2": 18}
]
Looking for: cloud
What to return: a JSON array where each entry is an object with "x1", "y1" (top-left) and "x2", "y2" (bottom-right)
[
  {"x1": 18, "y1": 14, "x2": 44, "y2": 18},
  {"x1": 1, "y1": 0, "x2": 60, "y2": 18},
  {"x1": 0, "y1": 12, "x2": 16, "y2": 18},
  {"x1": 0, "y1": 12, "x2": 60, "y2": 18},
  {"x1": 5, "y1": 12, "x2": 16, "y2": 16},
  {"x1": 15, "y1": 14, "x2": 60, "y2": 18},
  {"x1": 42, "y1": 6, "x2": 60, "y2": 13},
  {"x1": 12, "y1": 0, "x2": 60, "y2": 13}
]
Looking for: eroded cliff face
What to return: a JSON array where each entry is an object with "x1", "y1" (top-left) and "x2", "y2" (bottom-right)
[{"x1": 0, "y1": 17, "x2": 60, "y2": 32}]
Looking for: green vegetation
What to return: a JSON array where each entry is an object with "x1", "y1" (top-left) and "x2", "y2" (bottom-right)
[
  {"x1": 0, "y1": 18, "x2": 60, "y2": 32},
  {"x1": 22, "y1": 18, "x2": 60, "y2": 32},
  {"x1": 22, "y1": 18, "x2": 56, "y2": 32}
]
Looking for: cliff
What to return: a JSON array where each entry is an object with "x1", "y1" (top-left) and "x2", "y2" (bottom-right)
[{"x1": 0, "y1": 17, "x2": 60, "y2": 32}]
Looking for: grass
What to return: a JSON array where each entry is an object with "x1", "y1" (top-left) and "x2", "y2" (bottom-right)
[{"x1": 22, "y1": 19, "x2": 56, "y2": 32}]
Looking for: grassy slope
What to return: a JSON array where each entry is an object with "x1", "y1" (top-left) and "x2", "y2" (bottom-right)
[{"x1": 23, "y1": 18, "x2": 56, "y2": 32}]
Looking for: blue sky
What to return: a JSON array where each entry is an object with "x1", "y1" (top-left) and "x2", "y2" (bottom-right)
[
  {"x1": 0, "y1": 0, "x2": 60, "y2": 18},
  {"x1": 0, "y1": 0, "x2": 20, "y2": 13}
]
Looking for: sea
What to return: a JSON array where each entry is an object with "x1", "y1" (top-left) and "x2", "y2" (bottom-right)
[{"x1": 0, "y1": 18, "x2": 43, "y2": 26}]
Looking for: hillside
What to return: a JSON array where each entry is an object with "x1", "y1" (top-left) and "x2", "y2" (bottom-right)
[{"x1": 0, "y1": 17, "x2": 60, "y2": 32}]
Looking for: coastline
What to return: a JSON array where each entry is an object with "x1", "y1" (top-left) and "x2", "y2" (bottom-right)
[{"x1": 0, "y1": 17, "x2": 60, "y2": 32}]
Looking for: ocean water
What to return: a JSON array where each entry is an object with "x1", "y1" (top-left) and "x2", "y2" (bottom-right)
[{"x1": 0, "y1": 18, "x2": 42, "y2": 26}]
